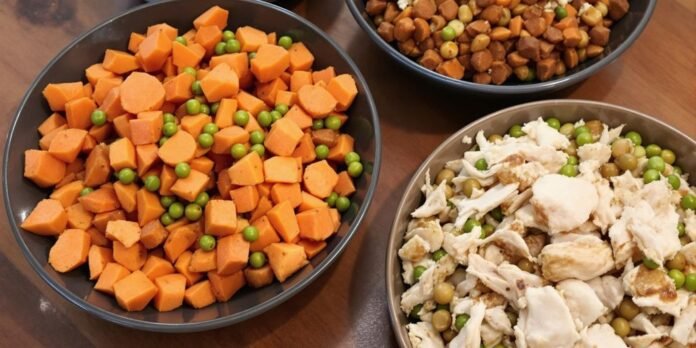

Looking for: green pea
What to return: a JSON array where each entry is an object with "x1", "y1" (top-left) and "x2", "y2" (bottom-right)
[
  {"x1": 463, "y1": 218, "x2": 481, "y2": 233},
  {"x1": 159, "y1": 137, "x2": 168, "y2": 146},
  {"x1": 348, "y1": 161, "x2": 363, "y2": 178},
  {"x1": 200, "y1": 104, "x2": 210, "y2": 115},
  {"x1": 645, "y1": 144, "x2": 662, "y2": 157},
  {"x1": 673, "y1": 166, "x2": 683, "y2": 175},
  {"x1": 278, "y1": 35, "x2": 293, "y2": 49},
  {"x1": 567, "y1": 155, "x2": 578, "y2": 165},
  {"x1": 669, "y1": 269, "x2": 686, "y2": 288},
  {"x1": 185, "y1": 203, "x2": 202, "y2": 221},
  {"x1": 90, "y1": 110, "x2": 106, "y2": 126},
  {"x1": 624, "y1": 131, "x2": 642, "y2": 146},
  {"x1": 642, "y1": 257, "x2": 659, "y2": 270},
  {"x1": 162, "y1": 122, "x2": 178, "y2": 137},
  {"x1": 231, "y1": 143, "x2": 247, "y2": 159},
  {"x1": 168, "y1": 202, "x2": 184, "y2": 219},
  {"x1": 454, "y1": 314, "x2": 470, "y2": 331},
  {"x1": 198, "y1": 133, "x2": 214, "y2": 148},
  {"x1": 118, "y1": 168, "x2": 136, "y2": 184},
  {"x1": 222, "y1": 30, "x2": 235, "y2": 42},
  {"x1": 242, "y1": 226, "x2": 259, "y2": 242},
  {"x1": 643, "y1": 169, "x2": 660, "y2": 184},
  {"x1": 183, "y1": 67, "x2": 197, "y2": 77},
  {"x1": 202, "y1": 123, "x2": 218, "y2": 135},
  {"x1": 646, "y1": 156, "x2": 665, "y2": 172},
  {"x1": 667, "y1": 175, "x2": 681, "y2": 190},
  {"x1": 225, "y1": 39, "x2": 241, "y2": 53},
  {"x1": 555, "y1": 5, "x2": 568, "y2": 19},
  {"x1": 432, "y1": 249, "x2": 447, "y2": 261},
  {"x1": 144, "y1": 175, "x2": 160, "y2": 192},
  {"x1": 270, "y1": 110, "x2": 282, "y2": 122},
  {"x1": 474, "y1": 158, "x2": 488, "y2": 171},
  {"x1": 214, "y1": 41, "x2": 227, "y2": 55},
  {"x1": 199, "y1": 234, "x2": 216, "y2": 251},
  {"x1": 559, "y1": 123, "x2": 575, "y2": 137},
  {"x1": 163, "y1": 112, "x2": 176, "y2": 124},
  {"x1": 185, "y1": 99, "x2": 201, "y2": 115},
  {"x1": 79, "y1": 187, "x2": 93, "y2": 196},
  {"x1": 325, "y1": 115, "x2": 341, "y2": 130},
  {"x1": 633, "y1": 145, "x2": 646, "y2": 158},
  {"x1": 275, "y1": 103, "x2": 289, "y2": 115},
  {"x1": 481, "y1": 224, "x2": 494, "y2": 238},
  {"x1": 194, "y1": 192, "x2": 209, "y2": 207},
  {"x1": 249, "y1": 130, "x2": 265, "y2": 145},
  {"x1": 439, "y1": 26, "x2": 456, "y2": 41},
  {"x1": 160, "y1": 195, "x2": 175, "y2": 208},
  {"x1": 248, "y1": 52, "x2": 257, "y2": 60},
  {"x1": 574, "y1": 125, "x2": 590, "y2": 138},
  {"x1": 234, "y1": 110, "x2": 250, "y2": 126},
  {"x1": 545, "y1": 117, "x2": 561, "y2": 130},
  {"x1": 409, "y1": 304, "x2": 423, "y2": 321},
  {"x1": 560, "y1": 164, "x2": 577, "y2": 177},
  {"x1": 336, "y1": 196, "x2": 351, "y2": 212},
  {"x1": 160, "y1": 213, "x2": 174, "y2": 226},
  {"x1": 576, "y1": 132, "x2": 593, "y2": 146},
  {"x1": 325, "y1": 192, "x2": 338, "y2": 207},
  {"x1": 508, "y1": 124, "x2": 525, "y2": 138},
  {"x1": 344, "y1": 151, "x2": 361, "y2": 165},
  {"x1": 250, "y1": 144, "x2": 265, "y2": 157},
  {"x1": 681, "y1": 194, "x2": 696, "y2": 210},
  {"x1": 175, "y1": 162, "x2": 191, "y2": 178},
  {"x1": 174, "y1": 36, "x2": 187, "y2": 46},
  {"x1": 191, "y1": 80, "x2": 203, "y2": 95},
  {"x1": 611, "y1": 317, "x2": 630, "y2": 337},
  {"x1": 315, "y1": 144, "x2": 329, "y2": 160},
  {"x1": 210, "y1": 102, "x2": 220, "y2": 115},
  {"x1": 257, "y1": 110, "x2": 272, "y2": 127},
  {"x1": 661, "y1": 149, "x2": 676, "y2": 165},
  {"x1": 490, "y1": 207, "x2": 503, "y2": 221},
  {"x1": 685, "y1": 273, "x2": 696, "y2": 291},
  {"x1": 249, "y1": 251, "x2": 267, "y2": 268},
  {"x1": 312, "y1": 119, "x2": 324, "y2": 130},
  {"x1": 413, "y1": 266, "x2": 426, "y2": 282}
]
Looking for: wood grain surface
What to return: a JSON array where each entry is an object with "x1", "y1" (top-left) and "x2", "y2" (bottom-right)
[{"x1": 0, "y1": 0, "x2": 693, "y2": 347}]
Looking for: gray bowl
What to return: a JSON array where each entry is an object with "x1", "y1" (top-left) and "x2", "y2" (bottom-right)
[
  {"x1": 3, "y1": 0, "x2": 381, "y2": 332},
  {"x1": 386, "y1": 100, "x2": 695, "y2": 347},
  {"x1": 346, "y1": 0, "x2": 656, "y2": 95}
]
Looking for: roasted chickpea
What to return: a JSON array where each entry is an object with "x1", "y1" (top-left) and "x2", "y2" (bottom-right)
[
  {"x1": 435, "y1": 168, "x2": 456, "y2": 184},
  {"x1": 462, "y1": 178, "x2": 482, "y2": 198}
]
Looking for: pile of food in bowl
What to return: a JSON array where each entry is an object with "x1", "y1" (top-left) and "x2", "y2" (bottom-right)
[
  {"x1": 364, "y1": 0, "x2": 631, "y2": 84},
  {"x1": 20, "y1": 5, "x2": 366, "y2": 312},
  {"x1": 397, "y1": 116, "x2": 696, "y2": 347}
]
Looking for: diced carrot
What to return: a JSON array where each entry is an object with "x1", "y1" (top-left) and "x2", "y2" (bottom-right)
[
  {"x1": 92, "y1": 209, "x2": 126, "y2": 233},
  {"x1": 288, "y1": 42, "x2": 315, "y2": 72},
  {"x1": 297, "y1": 239, "x2": 327, "y2": 259},
  {"x1": 84, "y1": 143, "x2": 111, "y2": 187},
  {"x1": 85, "y1": 63, "x2": 116, "y2": 86},
  {"x1": 326, "y1": 74, "x2": 358, "y2": 111},
  {"x1": 266, "y1": 200, "x2": 300, "y2": 242},
  {"x1": 236, "y1": 26, "x2": 268, "y2": 52},
  {"x1": 184, "y1": 280, "x2": 216, "y2": 309},
  {"x1": 189, "y1": 249, "x2": 217, "y2": 273},
  {"x1": 113, "y1": 241, "x2": 147, "y2": 271},
  {"x1": 88, "y1": 245, "x2": 113, "y2": 280},
  {"x1": 214, "y1": 98, "x2": 237, "y2": 128},
  {"x1": 65, "y1": 97, "x2": 97, "y2": 130},
  {"x1": 264, "y1": 117, "x2": 304, "y2": 156},
  {"x1": 263, "y1": 156, "x2": 302, "y2": 183},
  {"x1": 171, "y1": 41, "x2": 205, "y2": 68},
  {"x1": 327, "y1": 133, "x2": 355, "y2": 162},
  {"x1": 249, "y1": 215, "x2": 280, "y2": 252},
  {"x1": 94, "y1": 262, "x2": 131, "y2": 295},
  {"x1": 113, "y1": 270, "x2": 158, "y2": 311},
  {"x1": 135, "y1": 144, "x2": 159, "y2": 177},
  {"x1": 128, "y1": 32, "x2": 145, "y2": 53},
  {"x1": 174, "y1": 250, "x2": 203, "y2": 286},
  {"x1": 48, "y1": 228, "x2": 91, "y2": 273},
  {"x1": 153, "y1": 273, "x2": 186, "y2": 312},
  {"x1": 275, "y1": 90, "x2": 297, "y2": 107},
  {"x1": 159, "y1": 165, "x2": 177, "y2": 196},
  {"x1": 142, "y1": 255, "x2": 175, "y2": 280},
  {"x1": 103, "y1": 49, "x2": 139, "y2": 74},
  {"x1": 312, "y1": 66, "x2": 335, "y2": 85},
  {"x1": 204, "y1": 199, "x2": 238, "y2": 237},
  {"x1": 256, "y1": 78, "x2": 288, "y2": 106},
  {"x1": 119, "y1": 72, "x2": 165, "y2": 114},
  {"x1": 20, "y1": 199, "x2": 68, "y2": 236},
  {"x1": 208, "y1": 270, "x2": 245, "y2": 301},
  {"x1": 296, "y1": 206, "x2": 334, "y2": 241},
  {"x1": 109, "y1": 137, "x2": 136, "y2": 171},
  {"x1": 297, "y1": 85, "x2": 337, "y2": 118},
  {"x1": 42, "y1": 82, "x2": 85, "y2": 111},
  {"x1": 170, "y1": 169, "x2": 209, "y2": 202},
  {"x1": 66, "y1": 202, "x2": 94, "y2": 230},
  {"x1": 24, "y1": 150, "x2": 65, "y2": 187},
  {"x1": 101, "y1": 88, "x2": 126, "y2": 120},
  {"x1": 200, "y1": 63, "x2": 239, "y2": 102},
  {"x1": 334, "y1": 171, "x2": 357, "y2": 196},
  {"x1": 163, "y1": 72, "x2": 195, "y2": 103},
  {"x1": 136, "y1": 188, "x2": 165, "y2": 226},
  {"x1": 194, "y1": 25, "x2": 223, "y2": 55},
  {"x1": 298, "y1": 191, "x2": 328, "y2": 212},
  {"x1": 140, "y1": 219, "x2": 168, "y2": 249},
  {"x1": 236, "y1": 90, "x2": 268, "y2": 116},
  {"x1": 194, "y1": 5, "x2": 229, "y2": 30},
  {"x1": 250, "y1": 195, "x2": 273, "y2": 223},
  {"x1": 229, "y1": 185, "x2": 259, "y2": 213},
  {"x1": 38, "y1": 113, "x2": 67, "y2": 136},
  {"x1": 79, "y1": 186, "x2": 121, "y2": 213},
  {"x1": 146, "y1": 23, "x2": 178, "y2": 40},
  {"x1": 284, "y1": 105, "x2": 313, "y2": 129},
  {"x1": 164, "y1": 226, "x2": 197, "y2": 262},
  {"x1": 227, "y1": 151, "x2": 264, "y2": 186},
  {"x1": 270, "y1": 183, "x2": 302, "y2": 208},
  {"x1": 157, "y1": 129, "x2": 197, "y2": 165},
  {"x1": 217, "y1": 233, "x2": 249, "y2": 275},
  {"x1": 264, "y1": 243, "x2": 308, "y2": 282},
  {"x1": 50, "y1": 180, "x2": 84, "y2": 208},
  {"x1": 292, "y1": 132, "x2": 317, "y2": 164},
  {"x1": 250, "y1": 44, "x2": 290, "y2": 83},
  {"x1": 180, "y1": 114, "x2": 212, "y2": 139},
  {"x1": 244, "y1": 265, "x2": 274, "y2": 288},
  {"x1": 190, "y1": 156, "x2": 214, "y2": 173},
  {"x1": 303, "y1": 160, "x2": 339, "y2": 198},
  {"x1": 290, "y1": 70, "x2": 313, "y2": 93},
  {"x1": 93, "y1": 76, "x2": 123, "y2": 106}
]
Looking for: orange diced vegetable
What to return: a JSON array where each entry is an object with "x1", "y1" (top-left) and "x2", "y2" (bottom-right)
[
  {"x1": 266, "y1": 200, "x2": 300, "y2": 242},
  {"x1": 88, "y1": 245, "x2": 113, "y2": 280},
  {"x1": 184, "y1": 280, "x2": 216, "y2": 309},
  {"x1": 94, "y1": 262, "x2": 131, "y2": 295},
  {"x1": 208, "y1": 270, "x2": 245, "y2": 301},
  {"x1": 303, "y1": 160, "x2": 339, "y2": 198},
  {"x1": 264, "y1": 243, "x2": 308, "y2": 282},
  {"x1": 153, "y1": 273, "x2": 186, "y2": 312},
  {"x1": 113, "y1": 241, "x2": 147, "y2": 271},
  {"x1": 113, "y1": 270, "x2": 158, "y2": 311},
  {"x1": 49, "y1": 228, "x2": 91, "y2": 273},
  {"x1": 216, "y1": 233, "x2": 249, "y2": 275}
]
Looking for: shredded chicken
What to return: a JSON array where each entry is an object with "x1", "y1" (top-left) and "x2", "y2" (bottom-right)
[
  {"x1": 586, "y1": 276, "x2": 624, "y2": 311},
  {"x1": 531, "y1": 174, "x2": 599, "y2": 234},
  {"x1": 407, "y1": 321, "x2": 445, "y2": 348},
  {"x1": 578, "y1": 324, "x2": 627, "y2": 348},
  {"x1": 670, "y1": 297, "x2": 696, "y2": 345},
  {"x1": 518, "y1": 286, "x2": 580, "y2": 348},
  {"x1": 453, "y1": 183, "x2": 519, "y2": 229},
  {"x1": 448, "y1": 300, "x2": 486, "y2": 348},
  {"x1": 556, "y1": 279, "x2": 606, "y2": 330},
  {"x1": 539, "y1": 235, "x2": 615, "y2": 282},
  {"x1": 412, "y1": 181, "x2": 449, "y2": 218}
]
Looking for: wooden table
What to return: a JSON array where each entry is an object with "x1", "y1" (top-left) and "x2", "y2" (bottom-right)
[{"x1": 0, "y1": 0, "x2": 694, "y2": 346}]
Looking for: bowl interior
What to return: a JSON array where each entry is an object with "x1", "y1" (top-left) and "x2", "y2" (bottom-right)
[
  {"x1": 386, "y1": 100, "x2": 696, "y2": 347},
  {"x1": 346, "y1": 0, "x2": 655, "y2": 94},
  {"x1": 4, "y1": 0, "x2": 379, "y2": 331}
]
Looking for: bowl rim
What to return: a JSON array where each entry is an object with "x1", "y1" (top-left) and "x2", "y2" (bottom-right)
[
  {"x1": 385, "y1": 99, "x2": 695, "y2": 347},
  {"x1": 345, "y1": 0, "x2": 657, "y2": 95},
  {"x1": 3, "y1": 0, "x2": 382, "y2": 332}
]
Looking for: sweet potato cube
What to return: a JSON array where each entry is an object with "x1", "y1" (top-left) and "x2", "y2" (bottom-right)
[
  {"x1": 184, "y1": 280, "x2": 216, "y2": 309},
  {"x1": 79, "y1": 186, "x2": 121, "y2": 213},
  {"x1": 290, "y1": 70, "x2": 312, "y2": 93},
  {"x1": 256, "y1": 78, "x2": 288, "y2": 106},
  {"x1": 217, "y1": 233, "x2": 249, "y2": 275},
  {"x1": 266, "y1": 200, "x2": 300, "y2": 242},
  {"x1": 136, "y1": 188, "x2": 165, "y2": 226},
  {"x1": 263, "y1": 156, "x2": 302, "y2": 184},
  {"x1": 138, "y1": 30, "x2": 172, "y2": 72},
  {"x1": 94, "y1": 262, "x2": 131, "y2": 295},
  {"x1": 163, "y1": 72, "x2": 195, "y2": 103},
  {"x1": 194, "y1": 25, "x2": 222, "y2": 55},
  {"x1": 103, "y1": 49, "x2": 139, "y2": 74},
  {"x1": 193, "y1": 5, "x2": 229, "y2": 30},
  {"x1": 303, "y1": 160, "x2": 339, "y2": 198},
  {"x1": 142, "y1": 255, "x2": 175, "y2": 281},
  {"x1": 180, "y1": 114, "x2": 212, "y2": 139},
  {"x1": 48, "y1": 228, "x2": 91, "y2": 273},
  {"x1": 229, "y1": 185, "x2": 259, "y2": 213},
  {"x1": 50, "y1": 180, "x2": 84, "y2": 208},
  {"x1": 24, "y1": 150, "x2": 66, "y2": 188},
  {"x1": 84, "y1": 144, "x2": 111, "y2": 187},
  {"x1": 42, "y1": 82, "x2": 85, "y2": 112},
  {"x1": 174, "y1": 250, "x2": 202, "y2": 286},
  {"x1": 109, "y1": 137, "x2": 136, "y2": 171},
  {"x1": 48, "y1": 128, "x2": 88, "y2": 163},
  {"x1": 66, "y1": 202, "x2": 93, "y2": 230},
  {"x1": 153, "y1": 273, "x2": 186, "y2": 312},
  {"x1": 113, "y1": 241, "x2": 147, "y2": 271},
  {"x1": 136, "y1": 144, "x2": 159, "y2": 177},
  {"x1": 85, "y1": 63, "x2": 116, "y2": 85},
  {"x1": 157, "y1": 130, "x2": 197, "y2": 166},
  {"x1": 227, "y1": 151, "x2": 264, "y2": 186},
  {"x1": 236, "y1": 90, "x2": 268, "y2": 116},
  {"x1": 236, "y1": 26, "x2": 268, "y2": 52},
  {"x1": 113, "y1": 270, "x2": 158, "y2": 311},
  {"x1": 189, "y1": 249, "x2": 217, "y2": 273},
  {"x1": 213, "y1": 98, "x2": 237, "y2": 128},
  {"x1": 296, "y1": 206, "x2": 334, "y2": 241},
  {"x1": 38, "y1": 112, "x2": 67, "y2": 136},
  {"x1": 88, "y1": 245, "x2": 113, "y2": 280},
  {"x1": 249, "y1": 215, "x2": 280, "y2": 252},
  {"x1": 326, "y1": 74, "x2": 358, "y2": 111},
  {"x1": 334, "y1": 171, "x2": 357, "y2": 196},
  {"x1": 275, "y1": 90, "x2": 297, "y2": 107},
  {"x1": 21, "y1": 199, "x2": 67, "y2": 236},
  {"x1": 297, "y1": 239, "x2": 327, "y2": 259},
  {"x1": 113, "y1": 182, "x2": 138, "y2": 213},
  {"x1": 130, "y1": 111, "x2": 163, "y2": 145},
  {"x1": 298, "y1": 191, "x2": 328, "y2": 212},
  {"x1": 140, "y1": 219, "x2": 169, "y2": 249},
  {"x1": 128, "y1": 33, "x2": 145, "y2": 53},
  {"x1": 146, "y1": 23, "x2": 177, "y2": 41},
  {"x1": 288, "y1": 42, "x2": 315, "y2": 72},
  {"x1": 200, "y1": 63, "x2": 239, "y2": 102},
  {"x1": 93, "y1": 209, "x2": 126, "y2": 233},
  {"x1": 284, "y1": 105, "x2": 313, "y2": 130},
  {"x1": 171, "y1": 41, "x2": 205, "y2": 68},
  {"x1": 250, "y1": 44, "x2": 290, "y2": 83},
  {"x1": 264, "y1": 243, "x2": 308, "y2": 282},
  {"x1": 297, "y1": 85, "x2": 337, "y2": 118},
  {"x1": 244, "y1": 265, "x2": 274, "y2": 288},
  {"x1": 170, "y1": 169, "x2": 209, "y2": 202},
  {"x1": 264, "y1": 117, "x2": 303, "y2": 156},
  {"x1": 204, "y1": 199, "x2": 238, "y2": 237},
  {"x1": 208, "y1": 270, "x2": 245, "y2": 301},
  {"x1": 106, "y1": 220, "x2": 141, "y2": 248},
  {"x1": 270, "y1": 183, "x2": 303, "y2": 208},
  {"x1": 163, "y1": 226, "x2": 197, "y2": 263}
]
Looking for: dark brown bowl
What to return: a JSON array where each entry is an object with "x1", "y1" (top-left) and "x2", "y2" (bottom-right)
[{"x1": 3, "y1": 0, "x2": 381, "y2": 332}]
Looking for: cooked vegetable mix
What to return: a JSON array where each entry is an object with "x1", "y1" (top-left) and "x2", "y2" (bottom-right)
[
  {"x1": 365, "y1": 0, "x2": 631, "y2": 85},
  {"x1": 399, "y1": 117, "x2": 696, "y2": 347},
  {"x1": 23, "y1": 5, "x2": 364, "y2": 312}
]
